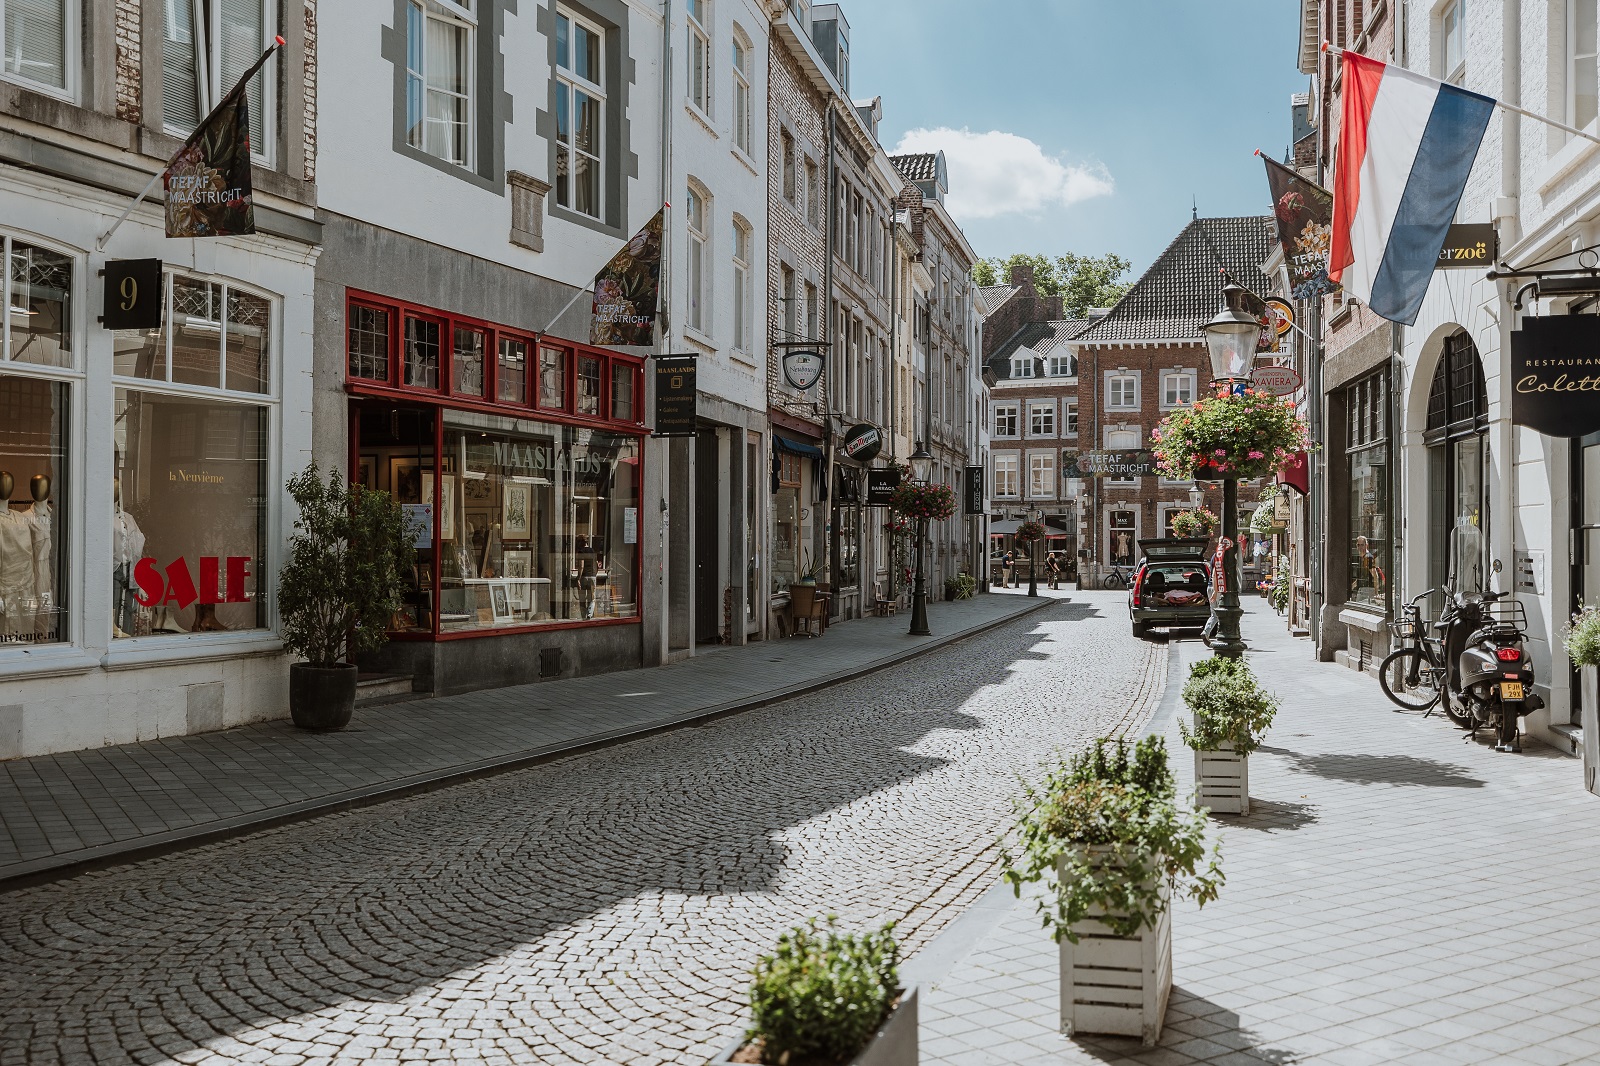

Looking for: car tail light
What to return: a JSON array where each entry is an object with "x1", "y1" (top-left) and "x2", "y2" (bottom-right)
[
  {"x1": 1131, "y1": 568, "x2": 1145, "y2": 607},
  {"x1": 1496, "y1": 648, "x2": 1521, "y2": 662}
]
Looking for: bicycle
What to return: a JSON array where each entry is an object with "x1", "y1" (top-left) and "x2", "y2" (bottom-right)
[
  {"x1": 1377, "y1": 588, "x2": 1471, "y2": 726},
  {"x1": 1102, "y1": 562, "x2": 1133, "y2": 590}
]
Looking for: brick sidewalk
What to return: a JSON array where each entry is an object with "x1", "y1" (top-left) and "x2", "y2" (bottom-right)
[
  {"x1": 918, "y1": 598, "x2": 1600, "y2": 1066},
  {"x1": 0, "y1": 594, "x2": 1049, "y2": 887}
]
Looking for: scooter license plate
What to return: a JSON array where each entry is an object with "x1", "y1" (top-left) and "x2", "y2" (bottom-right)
[{"x1": 1501, "y1": 681, "x2": 1524, "y2": 700}]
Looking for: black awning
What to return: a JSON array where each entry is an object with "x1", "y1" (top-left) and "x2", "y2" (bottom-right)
[{"x1": 775, "y1": 434, "x2": 824, "y2": 459}]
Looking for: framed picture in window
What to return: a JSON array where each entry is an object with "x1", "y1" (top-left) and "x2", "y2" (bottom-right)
[
  {"x1": 503, "y1": 550, "x2": 534, "y2": 611},
  {"x1": 503, "y1": 482, "x2": 532, "y2": 540},
  {"x1": 390, "y1": 458, "x2": 428, "y2": 504},
  {"x1": 425, "y1": 474, "x2": 456, "y2": 540},
  {"x1": 358, "y1": 455, "x2": 377, "y2": 490},
  {"x1": 488, "y1": 581, "x2": 514, "y2": 623}
]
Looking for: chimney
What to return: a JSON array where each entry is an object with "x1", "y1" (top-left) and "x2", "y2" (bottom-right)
[{"x1": 1008, "y1": 262, "x2": 1035, "y2": 288}]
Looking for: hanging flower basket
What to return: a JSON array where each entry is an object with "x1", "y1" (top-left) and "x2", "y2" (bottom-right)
[
  {"x1": 1151, "y1": 387, "x2": 1313, "y2": 482},
  {"x1": 1169, "y1": 508, "x2": 1218, "y2": 539},
  {"x1": 888, "y1": 481, "x2": 958, "y2": 522},
  {"x1": 1015, "y1": 519, "x2": 1047, "y2": 543}
]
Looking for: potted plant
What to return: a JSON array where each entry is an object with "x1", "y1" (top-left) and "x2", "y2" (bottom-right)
[
  {"x1": 712, "y1": 916, "x2": 915, "y2": 1066},
  {"x1": 1015, "y1": 519, "x2": 1046, "y2": 543},
  {"x1": 1002, "y1": 736, "x2": 1223, "y2": 1046},
  {"x1": 278, "y1": 464, "x2": 415, "y2": 730},
  {"x1": 1150, "y1": 387, "x2": 1313, "y2": 482},
  {"x1": 1179, "y1": 658, "x2": 1279, "y2": 815},
  {"x1": 1565, "y1": 605, "x2": 1600, "y2": 785},
  {"x1": 944, "y1": 572, "x2": 976, "y2": 600},
  {"x1": 1169, "y1": 507, "x2": 1218, "y2": 539}
]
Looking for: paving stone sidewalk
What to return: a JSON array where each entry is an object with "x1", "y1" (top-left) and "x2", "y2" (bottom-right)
[
  {"x1": 0, "y1": 594, "x2": 1047, "y2": 885},
  {"x1": 919, "y1": 597, "x2": 1600, "y2": 1066}
]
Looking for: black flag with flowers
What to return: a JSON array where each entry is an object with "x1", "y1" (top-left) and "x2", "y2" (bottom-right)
[{"x1": 164, "y1": 41, "x2": 279, "y2": 238}]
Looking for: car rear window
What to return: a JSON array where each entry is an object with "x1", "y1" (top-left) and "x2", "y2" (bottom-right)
[{"x1": 1141, "y1": 565, "x2": 1208, "y2": 588}]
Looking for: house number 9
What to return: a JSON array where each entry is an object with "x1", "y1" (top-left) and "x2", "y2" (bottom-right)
[{"x1": 119, "y1": 276, "x2": 139, "y2": 311}]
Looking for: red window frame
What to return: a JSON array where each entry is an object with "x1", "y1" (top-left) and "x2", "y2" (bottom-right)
[{"x1": 343, "y1": 289, "x2": 646, "y2": 432}]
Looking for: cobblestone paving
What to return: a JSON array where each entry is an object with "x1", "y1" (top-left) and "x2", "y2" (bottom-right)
[{"x1": 0, "y1": 592, "x2": 1163, "y2": 1066}]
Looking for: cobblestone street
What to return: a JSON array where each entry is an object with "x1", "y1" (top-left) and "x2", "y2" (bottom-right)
[{"x1": 0, "y1": 592, "x2": 1162, "y2": 1066}]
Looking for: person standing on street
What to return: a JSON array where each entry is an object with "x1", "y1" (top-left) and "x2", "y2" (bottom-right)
[
  {"x1": 1047, "y1": 552, "x2": 1062, "y2": 590},
  {"x1": 1002, "y1": 548, "x2": 1016, "y2": 588}
]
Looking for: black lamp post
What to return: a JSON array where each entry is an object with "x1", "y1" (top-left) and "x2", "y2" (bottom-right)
[
  {"x1": 1026, "y1": 507, "x2": 1042, "y2": 598},
  {"x1": 1201, "y1": 282, "x2": 1258, "y2": 659},
  {"x1": 908, "y1": 442, "x2": 933, "y2": 636}
]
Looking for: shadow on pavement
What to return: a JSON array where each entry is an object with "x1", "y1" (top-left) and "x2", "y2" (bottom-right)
[
  {"x1": 1214, "y1": 797, "x2": 1319, "y2": 833},
  {"x1": 1257, "y1": 746, "x2": 1486, "y2": 788},
  {"x1": 1068, "y1": 986, "x2": 1300, "y2": 1064}
]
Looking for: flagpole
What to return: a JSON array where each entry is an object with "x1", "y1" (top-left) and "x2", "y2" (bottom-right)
[
  {"x1": 95, "y1": 35, "x2": 285, "y2": 252},
  {"x1": 1323, "y1": 41, "x2": 1600, "y2": 150}
]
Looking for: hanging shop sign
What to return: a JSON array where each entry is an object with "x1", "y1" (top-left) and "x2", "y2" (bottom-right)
[
  {"x1": 1074, "y1": 450, "x2": 1157, "y2": 478},
  {"x1": 1510, "y1": 315, "x2": 1600, "y2": 437},
  {"x1": 653, "y1": 355, "x2": 698, "y2": 437},
  {"x1": 1436, "y1": 224, "x2": 1498, "y2": 269},
  {"x1": 1251, "y1": 365, "x2": 1303, "y2": 396},
  {"x1": 866, "y1": 468, "x2": 901, "y2": 506},
  {"x1": 964, "y1": 466, "x2": 985, "y2": 515},
  {"x1": 782, "y1": 348, "x2": 825, "y2": 390},
  {"x1": 101, "y1": 259, "x2": 164, "y2": 330},
  {"x1": 1264, "y1": 297, "x2": 1295, "y2": 336},
  {"x1": 840, "y1": 422, "x2": 884, "y2": 463}
]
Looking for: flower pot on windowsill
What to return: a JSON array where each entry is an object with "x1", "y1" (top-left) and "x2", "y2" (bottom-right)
[
  {"x1": 1058, "y1": 853, "x2": 1172, "y2": 1048},
  {"x1": 709, "y1": 987, "x2": 918, "y2": 1066}
]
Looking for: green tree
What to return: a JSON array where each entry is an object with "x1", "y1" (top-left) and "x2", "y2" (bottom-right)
[{"x1": 970, "y1": 252, "x2": 1134, "y2": 318}]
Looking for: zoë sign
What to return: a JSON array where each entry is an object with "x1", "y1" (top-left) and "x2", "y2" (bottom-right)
[
  {"x1": 840, "y1": 423, "x2": 883, "y2": 462},
  {"x1": 134, "y1": 556, "x2": 252, "y2": 609},
  {"x1": 782, "y1": 348, "x2": 824, "y2": 390},
  {"x1": 1510, "y1": 315, "x2": 1600, "y2": 437},
  {"x1": 1436, "y1": 224, "x2": 1497, "y2": 269},
  {"x1": 1251, "y1": 365, "x2": 1303, "y2": 396}
]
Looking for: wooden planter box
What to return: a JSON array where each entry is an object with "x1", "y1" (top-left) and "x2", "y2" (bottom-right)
[
  {"x1": 1193, "y1": 741, "x2": 1249, "y2": 815},
  {"x1": 710, "y1": 987, "x2": 918, "y2": 1066},
  {"x1": 1059, "y1": 881, "x2": 1172, "y2": 1047}
]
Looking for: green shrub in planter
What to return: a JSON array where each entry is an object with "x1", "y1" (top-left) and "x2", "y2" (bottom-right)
[
  {"x1": 945, "y1": 573, "x2": 977, "y2": 600},
  {"x1": 1001, "y1": 736, "x2": 1223, "y2": 942},
  {"x1": 1566, "y1": 604, "x2": 1600, "y2": 668},
  {"x1": 746, "y1": 916, "x2": 900, "y2": 1065},
  {"x1": 1179, "y1": 659, "x2": 1279, "y2": 757}
]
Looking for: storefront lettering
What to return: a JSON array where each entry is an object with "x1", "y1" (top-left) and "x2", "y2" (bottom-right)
[
  {"x1": 170, "y1": 468, "x2": 227, "y2": 485},
  {"x1": 1516, "y1": 373, "x2": 1600, "y2": 393},
  {"x1": 486, "y1": 441, "x2": 607, "y2": 477},
  {"x1": 133, "y1": 556, "x2": 252, "y2": 609}
]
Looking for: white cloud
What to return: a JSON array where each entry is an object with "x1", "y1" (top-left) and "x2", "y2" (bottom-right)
[{"x1": 891, "y1": 128, "x2": 1114, "y2": 221}]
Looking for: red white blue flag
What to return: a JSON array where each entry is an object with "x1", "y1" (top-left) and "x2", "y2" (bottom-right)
[{"x1": 1328, "y1": 52, "x2": 1495, "y2": 325}]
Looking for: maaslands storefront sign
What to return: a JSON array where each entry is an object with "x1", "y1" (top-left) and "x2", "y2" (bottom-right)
[{"x1": 1510, "y1": 315, "x2": 1600, "y2": 437}]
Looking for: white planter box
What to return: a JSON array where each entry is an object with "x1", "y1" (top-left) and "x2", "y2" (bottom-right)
[
  {"x1": 1193, "y1": 741, "x2": 1249, "y2": 815},
  {"x1": 1058, "y1": 865, "x2": 1172, "y2": 1047},
  {"x1": 1583, "y1": 666, "x2": 1599, "y2": 796},
  {"x1": 709, "y1": 987, "x2": 917, "y2": 1066}
]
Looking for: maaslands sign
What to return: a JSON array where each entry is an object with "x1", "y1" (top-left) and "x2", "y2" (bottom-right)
[{"x1": 1510, "y1": 315, "x2": 1600, "y2": 438}]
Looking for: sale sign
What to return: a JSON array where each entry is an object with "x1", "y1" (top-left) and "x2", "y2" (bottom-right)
[{"x1": 134, "y1": 556, "x2": 253, "y2": 609}]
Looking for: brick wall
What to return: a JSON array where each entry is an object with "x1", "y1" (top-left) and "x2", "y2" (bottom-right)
[
  {"x1": 115, "y1": 0, "x2": 141, "y2": 123},
  {"x1": 303, "y1": 0, "x2": 318, "y2": 183},
  {"x1": 981, "y1": 264, "x2": 1062, "y2": 361}
]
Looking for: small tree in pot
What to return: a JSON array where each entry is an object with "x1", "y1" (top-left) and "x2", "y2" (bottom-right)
[{"x1": 278, "y1": 464, "x2": 415, "y2": 730}]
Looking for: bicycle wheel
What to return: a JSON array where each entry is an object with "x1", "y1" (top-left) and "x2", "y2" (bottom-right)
[
  {"x1": 1378, "y1": 648, "x2": 1441, "y2": 711},
  {"x1": 1103, "y1": 572, "x2": 1125, "y2": 590}
]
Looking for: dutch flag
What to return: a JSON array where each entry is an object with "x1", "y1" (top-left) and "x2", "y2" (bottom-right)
[{"x1": 1328, "y1": 51, "x2": 1495, "y2": 325}]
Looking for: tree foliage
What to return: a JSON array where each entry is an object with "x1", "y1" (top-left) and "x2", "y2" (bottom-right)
[{"x1": 971, "y1": 252, "x2": 1134, "y2": 317}]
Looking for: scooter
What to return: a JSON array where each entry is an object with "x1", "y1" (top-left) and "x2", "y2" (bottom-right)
[{"x1": 1439, "y1": 589, "x2": 1544, "y2": 752}]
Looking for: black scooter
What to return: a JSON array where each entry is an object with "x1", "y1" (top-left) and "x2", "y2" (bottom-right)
[{"x1": 1439, "y1": 589, "x2": 1544, "y2": 752}]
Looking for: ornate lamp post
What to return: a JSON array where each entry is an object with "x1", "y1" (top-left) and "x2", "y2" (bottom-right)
[
  {"x1": 1026, "y1": 506, "x2": 1043, "y2": 598},
  {"x1": 908, "y1": 442, "x2": 933, "y2": 636},
  {"x1": 1200, "y1": 282, "x2": 1258, "y2": 659}
]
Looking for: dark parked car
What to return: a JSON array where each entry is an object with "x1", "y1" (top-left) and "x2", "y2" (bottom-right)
[{"x1": 1129, "y1": 538, "x2": 1212, "y2": 638}]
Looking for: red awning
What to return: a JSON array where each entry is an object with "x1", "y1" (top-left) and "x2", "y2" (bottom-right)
[{"x1": 1276, "y1": 451, "x2": 1309, "y2": 495}]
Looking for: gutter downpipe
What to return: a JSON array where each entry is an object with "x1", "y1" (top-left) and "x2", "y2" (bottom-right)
[
  {"x1": 656, "y1": 0, "x2": 674, "y2": 666},
  {"x1": 824, "y1": 105, "x2": 837, "y2": 592},
  {"x1": 1499, "y1": 0, "x2": 1521, "y2": 608},
  {"x1": 887, "y1": 224, "x2": 899, "y2": 599}
]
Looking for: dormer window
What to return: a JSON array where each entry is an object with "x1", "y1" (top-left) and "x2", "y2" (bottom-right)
[
  {"x1": 1011, "y1": 355, "x2": 1034, "y2": 379},
  {"x1": 1046, "y1": 354, "x2": 1074, "y2": 377}
]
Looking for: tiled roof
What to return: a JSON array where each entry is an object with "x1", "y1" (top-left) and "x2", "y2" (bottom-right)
[
  {"x1": 1071, "y1": 216, "x2": 1276, "y2": 344},
  {"x1": 987, "y1": 319, "x2": 1090, "y2": 381},
  {"x1": 976, "y1": 285, "x2": 1018, "y2": 314},
  {"x1": 890, "y1": 153, "x2": 939, "y2": 182}
]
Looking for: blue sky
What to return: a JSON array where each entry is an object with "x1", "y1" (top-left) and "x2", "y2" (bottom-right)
[{"x1": 844, "y1": 0, "x2": 1308, "y2": 275}]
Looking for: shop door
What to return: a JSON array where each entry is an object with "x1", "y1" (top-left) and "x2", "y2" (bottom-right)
[
  {"x1": 1569, "y1": 435, "x2": 1600, "y2": 728},
  {"x1": 695, "y1": 428, "x2": 721, "y2": 644},
  {"x1": 1108, "y1": 509, "x2": 1137, "y2": 566}
]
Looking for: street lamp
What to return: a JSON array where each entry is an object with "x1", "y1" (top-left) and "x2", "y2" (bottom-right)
[
  {"x1": 1188, "y1": 484, "x2": 1204, "y2": 509},
  {"x1": 1026, "y1": 507, "x2": 1043, "y2": 598},
  {"x1": 1201, "y1": 282, "x2": 1255, "y2": 659},
  {"x1": 908, "y1": 441, "x2": 933, "y2": 636}
]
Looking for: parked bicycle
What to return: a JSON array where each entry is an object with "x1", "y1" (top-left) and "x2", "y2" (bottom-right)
[
  {"x1": 1102, "y1": 562, "x2": 1134, "y2": 590},
  {"x1": 1378, "y1": 589, "x2": 1451, "y2": 718}
]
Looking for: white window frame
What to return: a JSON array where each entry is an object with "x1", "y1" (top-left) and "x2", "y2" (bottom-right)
[
  {"x1": 2, "y1": 230, "x2": 80, "y2": 371},
  {"x1": 1028, "y1": 401, "x2": 1055, "y2": 438},
  {"x1": 0, "y1": 0, "x2": 77, "y2": 101},
  {"x1": 731, "y1": 215, "x2": 751, "y2": 353},
  {"x1": 1105, "y1": 427, "x2": 1140, "y2": 486},
  {"x1": 555, "y1": 5, "x2": 606, "y2": 218},
  {"x1": 1571, "y1": 0, "x2": 1598, "y2": 130},
  {"x1": 1160, "y1": 370, "x2": 1196, "y2": 409},
  {"x1": 115, "y1": 269, "x2": 278, "y2": 399},
  {"x1": 805, "y1": 158, "x2": 820, "y2": 226},
  {"x1": 1046, "y1": 353, "x2": 1073, "y2": 377},
  {"x1": 731, "y1": 28, "x2": 751, "y2": 157},
  {"x1": 1439, "y1": 0, "x2": 1465, "y2": 84},
  {"x1": 686, "y1": 183, "x2": 710, "y2": 336},
  {"x1": 164, "y1": 0, "x2": 278, "y2": 166},
  {"x1": 993, "y1": 402, "x2": 1018, "y2": 438},
  {"x1": 1027, "y1": 451, "x2": 1055, "y2": 500},
  {"x1": 993, "y1": 453, "x2": 1019, "y2": 498},
  {"x1": 687, "y1": 0, "x2": 711, "y2": 117},
  {"x1": 1010, "y1": 354, "x2": 1034, "y2": 379},
  {"x1": 1064, "y1": 400, "x2": 1078, "y2": 437},
  {"x1": 1107, "y1": 372, "x2": 1139, "y2": 411}
]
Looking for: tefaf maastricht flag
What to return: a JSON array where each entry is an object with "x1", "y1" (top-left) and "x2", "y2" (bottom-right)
[{"x1": 1328, "y1": 51, "x2": 1494, "y2": 325}]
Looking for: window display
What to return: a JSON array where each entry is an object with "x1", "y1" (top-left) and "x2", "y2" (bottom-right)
[
  {"x1": 1347, "y1": 371, "x2": 1389, "y2": 608},
  {"x1": 113, "y1": 390, "x2": 267, "y2": 637},
  {"x1": 0, "y1": 375, "x2": 68, "y2": 643},
  {"x1": 6, "y1": 238, "x2": 73, "y2": 367}
]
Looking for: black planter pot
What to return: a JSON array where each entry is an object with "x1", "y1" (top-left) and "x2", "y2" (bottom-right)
[{"x1": 289, "y1": 662, "x2": 359, "y2": 730}]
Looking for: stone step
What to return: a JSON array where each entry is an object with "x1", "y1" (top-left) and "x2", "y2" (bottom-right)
[
  {"x1": 355, "y1": 673, "x2": 421, "y2": 707},
  {"x1": 1550, "y1": 721, "x2": 1583, "y2": 757}
]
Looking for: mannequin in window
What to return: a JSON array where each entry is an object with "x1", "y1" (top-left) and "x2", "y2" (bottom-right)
[
  {"x1": 27, "y1": 474, "x2": 53, "y2": 638},
  {"x1": 0, "y1": 470, "x2": 38, "y2": 639},
  {"x1": 576, "y1": 535, "x2": 597, "y2": 619},
  {"x1": 1113, "y1": 529, "x2": 1132, "y2": 565},
  {"x1": 113, "y1": 478, "x2": 148, "y2": 637}
]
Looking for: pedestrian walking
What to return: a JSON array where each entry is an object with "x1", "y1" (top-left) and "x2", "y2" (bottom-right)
[
  {"x1": 1002, "y1": 549, "x2": 1016, "y2": 588},
  {"x1": 1047, "y1": 552, "x2": 1062, "y2": 590}
]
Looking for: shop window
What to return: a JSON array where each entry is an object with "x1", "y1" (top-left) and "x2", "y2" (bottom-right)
[
  {"x1": 437, "y1": 411, "x2": 640, "y2": 631},
  {"x1": 112, "y1": 389, "x2": 268, "y2": 639},
  {"x1": 1347, "y1": 371, "x2": 1389, "y2": 609},
  {"x1": 452, "y1": 325, "x2": 486, "y2": 398},
  {"x1": 5, "y1": 237, "x2": 72, "y2": 367},
  {"x1": 164, "y1": 0, "x2": 274, "y2": 164},
  {"x1": 836, "y1": 504, "x2": 858, "y2": 588},
  {"x1": 348, "y1": 304, "x2": 391, "y2": 382},
  {"x1": 497, "y1": 335, "x2": 527, "y2": 403},
  {"x1": 357, "y1": 404, "x2": 436, "y2": 633},
  {"x1": 577, "y1": 354, "x2": 601, "y2": 415},
  {"x1": 404, "y1": 314, "x2": 441, "y2": 389},
  {"x1": 539, "y1": 344, "x2": 566, "y2": 409},
  {"x1": 773, "y1": 450, "x2": 801, "y2": 590},
  {"x1": 0, "y1": 374, "x2": 69, "y2": 644},
  {"x1": 611, "y1": 363, "x2": 635, "y2": 422}
]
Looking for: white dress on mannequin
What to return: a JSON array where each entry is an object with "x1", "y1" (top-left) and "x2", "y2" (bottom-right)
[{"x1": 0, "y1": 506, "x2": 37, "y2": 638}]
